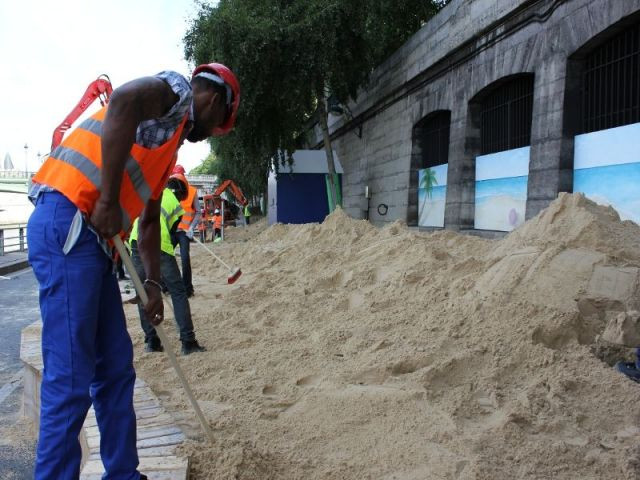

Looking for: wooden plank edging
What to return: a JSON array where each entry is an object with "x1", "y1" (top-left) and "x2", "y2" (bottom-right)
[{"x1": 19, "y1": 321, "x2": 190, "y2": 480}]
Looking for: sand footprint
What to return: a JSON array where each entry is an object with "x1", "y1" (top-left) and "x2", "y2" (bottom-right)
[
  {"x1": 295, "y1": 374, "x2": 321, "y2": 387},
  {"x1": 259, "y1": 399, "x2": 297, "y2": 420},
  {"x1": 261, "y1": 385, "x2": 277, "y2": 395}
]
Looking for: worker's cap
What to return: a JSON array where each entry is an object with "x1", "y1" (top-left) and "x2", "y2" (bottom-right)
[
  {"x1": 214, "y1": 209, "x2": 220, "y2": 214},
  {"x1": 172, "y1": 164, "x2": 186, "y2": 175}
]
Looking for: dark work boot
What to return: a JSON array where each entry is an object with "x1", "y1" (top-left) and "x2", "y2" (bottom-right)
[
  {"x1": 145, "y1": 336, "x2": 164, "y2": 353},
  {"x1": 181, "y1": 339, "x2": 206, "y2": 355},
  {"x1": 140, "y1": 475, "x2": 148, "y2": 480}
]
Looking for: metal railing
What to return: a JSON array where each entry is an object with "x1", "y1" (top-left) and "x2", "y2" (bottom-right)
[
  {"x1": 186, "y1": 174, "x2": 217, "y2": 183},
  {"x1": 0, "y1": 224, "x2": 28, "y2": 255},
  {"x1": 0, "y1": 170, "x2": 35, "y2": 179},
  {"x1": 581, "y1": 20, "x2": 640, "y2": 134},
  {"x1": 480, "y1": 75, "x2": 534, "y2": 155},
  {"x1": 416, "y1": 110, "x2": 451, "y2": 167}
]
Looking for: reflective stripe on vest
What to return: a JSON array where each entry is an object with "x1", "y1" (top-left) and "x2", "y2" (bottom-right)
[
  {"x1": 33, "y1": 106, "x2": 187, "y2": 237},
  {"x1": 75, "y1": 116, "x2": 153, "y2": 205},
  {"x1": 47, "y1": 143, "x2": 133, "y2": 231},
  {"x1": 160, "y1": 189, "x2": 184, "y2": 255},
  {"x1": 162, "y1": 204, "x2": 184, "y2": 225},
  {"x1": 178, "y1": 185, "x2": 197, "y2": 231}
]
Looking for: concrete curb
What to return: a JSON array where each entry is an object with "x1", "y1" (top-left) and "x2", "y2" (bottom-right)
[{"x1": 0, "y1": 259, "x2": 30, "y2": 276}]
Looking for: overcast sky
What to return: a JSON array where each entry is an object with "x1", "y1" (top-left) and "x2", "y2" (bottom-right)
[{"x1": 0, "y1": 0, "x2": 215, "y2": 174}]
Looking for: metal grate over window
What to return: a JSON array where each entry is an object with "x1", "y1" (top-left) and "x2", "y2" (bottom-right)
[
  {"x1": 419, "y1": 111, "x2": 451, "y2": 167},
  {"x1": 480, "y1": 75, "x2": 534, "y2": 155},
  {"x1": 581, "y1": 21, "x2": 640, "y2": 134}
]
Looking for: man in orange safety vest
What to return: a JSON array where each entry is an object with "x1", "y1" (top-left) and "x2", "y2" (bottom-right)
[
  {"x1": 27, "y1": 64, "x2": 240, "y2": 480},
  {"x1": 170, "y1": 165, "x2": 199, "y2": 297}
]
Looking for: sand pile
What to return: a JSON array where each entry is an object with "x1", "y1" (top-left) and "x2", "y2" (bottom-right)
[{"x1": 129, "y1": 193, "x2": 640, "y2": 479}]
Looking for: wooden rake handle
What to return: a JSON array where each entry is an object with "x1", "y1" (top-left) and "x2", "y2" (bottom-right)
[
  {"x1": 193, "y1": 237, "x2": 233, "y2": 272},
  {"x1": 112, "y1": 236, "x2": 215, "y2": 443}
]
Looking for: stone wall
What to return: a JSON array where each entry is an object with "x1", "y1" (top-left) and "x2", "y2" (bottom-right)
[{"x1": 312, "y1": 0, "x2": 640, "y2": 230}]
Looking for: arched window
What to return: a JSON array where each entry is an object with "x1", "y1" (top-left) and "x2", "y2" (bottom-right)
[
  {"x1": 409, "y1": 110, "x2": 451, "y2": 228},
  {"x1": 580, "y1": 22, "x2": 640, "y2": 133},
  {"x1": 416, "y1": 110, "x2": 451, "y2": 167},
  {"x1": 467, "y1": 74, "x2": 534, "y2": 232},
  {"x1": 569, "y1": 17, "x2": 640, "y2": 227}
]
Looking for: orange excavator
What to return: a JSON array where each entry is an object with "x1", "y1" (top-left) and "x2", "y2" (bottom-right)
[
  {"x1": 202, "y1": 179, "x2": 247, "y2": 227},
  {"x1": 51, "y1": 75, "x2": 113, "y2": 150}
]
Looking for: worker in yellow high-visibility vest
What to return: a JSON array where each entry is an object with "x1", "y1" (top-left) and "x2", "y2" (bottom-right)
[
  {"x1": 129, "y1": 187, "x2": 205, "y2": 355},
  {"x1": 243, "y1": 204, "x2": 251, "y2": 225}
]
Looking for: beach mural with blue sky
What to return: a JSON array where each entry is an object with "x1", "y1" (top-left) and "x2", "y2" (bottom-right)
[
  {"x1": 418, "y1": 164, "x2": 447, "y2": 227},
  {"x1": 574, "y1": 123, "x2": 640, "y2": 224},
  {"x1": 475, "y1": 146, "x2": 529, "y2": 231}
]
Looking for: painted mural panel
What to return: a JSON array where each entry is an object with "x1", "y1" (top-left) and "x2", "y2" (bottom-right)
[
  {"x1": 574, "y1": 123, "x2": 640, "y2": 225},
  {"x1": 418, "y1": 164, "x2": 448, "y2": 227},
  {"x1": 474, "y1": 147, "x2": 529, "y2": 232}
]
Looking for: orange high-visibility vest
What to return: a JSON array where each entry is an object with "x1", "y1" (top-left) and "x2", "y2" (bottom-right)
[
  {"x1": 179, "y1": 185, "x2": 197, "y2": 231},
  {"x1": 213, "y1": 214, "x2": 222, "y2": 229},
  {"x1": 32, "y1": 106, "x2": 188, "y2": 235}
]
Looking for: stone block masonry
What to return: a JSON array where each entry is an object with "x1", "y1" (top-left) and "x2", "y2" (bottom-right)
[{"x1": 310, "y1": 0, "x2": 640, "y2": 230}]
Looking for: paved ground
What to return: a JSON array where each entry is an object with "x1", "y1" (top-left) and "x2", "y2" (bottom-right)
[
  {"x1": 0, "y1": 251, "x2": 29, "y2": 276},
  {"x1": 0, "y1": 267, "x2": 39, "y2": 478}
]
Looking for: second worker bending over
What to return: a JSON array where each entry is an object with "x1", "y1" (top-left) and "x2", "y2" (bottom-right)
[{"x1": 130, "y1": 186, "x2": 206, "y2": 355}]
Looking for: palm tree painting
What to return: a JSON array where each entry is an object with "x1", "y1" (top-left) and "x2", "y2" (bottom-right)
[
  {"x1": 419, "y1": 165, "x2": 447, "y2": 227},
  {"x1": 419, "y1": 167, "x2": 438, "y2": 212}
]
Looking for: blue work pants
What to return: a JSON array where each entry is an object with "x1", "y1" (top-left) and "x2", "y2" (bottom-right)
[{"x1": 27, "y1": 191, "x2": 140, "y2": 480}]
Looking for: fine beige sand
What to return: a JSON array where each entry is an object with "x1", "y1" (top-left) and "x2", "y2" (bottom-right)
[{"x1": 127, "y1": 192, "x2": 640, "y2": 479}]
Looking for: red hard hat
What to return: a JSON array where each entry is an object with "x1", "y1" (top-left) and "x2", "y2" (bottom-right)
[
  {"x1": 172, "y1": 164, "x2": 186, "y2": 175},
  {"x1": 169, "y1": 173, "x2": 189, "y2": 188},
  {"x1": 192, "y1": 62, "x2": 241, "y2": 136}
]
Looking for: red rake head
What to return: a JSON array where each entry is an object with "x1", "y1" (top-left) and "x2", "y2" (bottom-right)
[{"x1": 227, "y1": 268, "x2": 242, "y2": 284}]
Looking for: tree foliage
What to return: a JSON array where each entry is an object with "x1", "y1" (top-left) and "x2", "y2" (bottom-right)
[{"x1": 184, "y1": 0, "x2": 450, "y2": 197}]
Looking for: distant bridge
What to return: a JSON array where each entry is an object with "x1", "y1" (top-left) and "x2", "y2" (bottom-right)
[
  {"x1": 186, "y1": 174, "x2": 218, "y2": 195},
  {"x1": 0, "y1": 171, "x2": 32, "y2": 194},
  {"x1": 0, "y1": 171, "x2": 219, "y2": 196}
]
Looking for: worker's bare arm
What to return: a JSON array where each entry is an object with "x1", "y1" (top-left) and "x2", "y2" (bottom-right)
[{"x1": 90, "y1": 77, "x2": 179, "y2": 238}]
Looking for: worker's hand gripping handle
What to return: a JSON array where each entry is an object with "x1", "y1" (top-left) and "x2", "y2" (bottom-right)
[{"x1": 111, "y1": 236, "x2": 215, "y2": 443}]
